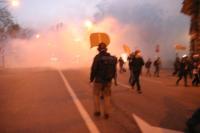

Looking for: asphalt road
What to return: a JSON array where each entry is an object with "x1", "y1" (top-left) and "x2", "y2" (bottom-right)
[{"x1": 0, "y1": 68, "x2": 199, "y2": 133}]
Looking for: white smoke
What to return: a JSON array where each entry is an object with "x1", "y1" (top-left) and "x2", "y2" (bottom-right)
[{"x1": 5, "y1": 0, "x2": 191, "y2": 68}]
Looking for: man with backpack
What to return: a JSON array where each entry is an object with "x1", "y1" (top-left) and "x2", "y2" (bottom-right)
[{"x1": 90, "y1": 43, "x2": 117, "y2": 119}]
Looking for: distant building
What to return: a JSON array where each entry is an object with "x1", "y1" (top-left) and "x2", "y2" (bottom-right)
[{"x1": 181, "y1": 0, "x2": 200, "y2": 55}]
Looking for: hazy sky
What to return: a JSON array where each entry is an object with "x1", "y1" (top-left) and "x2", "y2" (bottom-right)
[
  {"x1": 10, "y1": 0, "x2": 188, "y2": 29},
  {"x1": 10, "y1": 0, "x2": 100, "y2": 28},
  {"x1": 7, "y1": 0, "x2": 191, "y2": 67}
]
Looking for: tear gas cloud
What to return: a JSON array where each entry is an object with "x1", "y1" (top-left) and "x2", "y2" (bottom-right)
[
  {"x1": 5, "y1": 18, "x2": 126, "y2": 68},
  {"x1": 6, "y1": 0, "x2": 190, "y2": 68}
]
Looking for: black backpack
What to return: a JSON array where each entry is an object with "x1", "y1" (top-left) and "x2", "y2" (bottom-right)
[{"x1": 98, "y1": 55, "x2": 117, "y2": 83}]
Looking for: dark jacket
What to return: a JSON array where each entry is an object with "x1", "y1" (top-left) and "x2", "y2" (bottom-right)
[
  {"x1": 178, "y1": 60, "x2": 188, "y2": 75},
  {"x1": 90, "y1": 51, "x2": 117, "y2": 84},
  {"x1": 131, "y1": 56, "x2": 144, "y2": 73}
]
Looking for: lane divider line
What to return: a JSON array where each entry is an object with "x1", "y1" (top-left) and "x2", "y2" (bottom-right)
[
  {"x1": 58, "y1": 70, "x2": 100, "y2": 133},
  {"x1": 118, "y1": 82, "x2": 131, "y2": 89},
  {"x1": 132, "y1": 114, "x2": 183, "y2": 133}
]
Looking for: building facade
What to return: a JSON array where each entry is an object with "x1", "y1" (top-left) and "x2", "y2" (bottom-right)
[{"x1": 181, "y1": 0, "x2": 200, "y2": 55}]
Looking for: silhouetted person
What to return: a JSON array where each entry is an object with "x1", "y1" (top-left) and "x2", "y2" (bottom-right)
[
  {"x1": 118, "y1": 57, "x2": 126, "y2": 73},
  {"x1": 172, "y1": 56, "x2": 180, "y2": 76},
  {"x1": 187, "y1": 58, "x2": 194, "y2": 79},
  {"x1": 192, "y1": 62, "x2": 200, "y2": 86},
  {"x1": 176, "y1": 56, "x2": 189, "y2": 87},
  {"x1": 127, "y1": 52, "x2": 135, "y2": 84},
  {"x1": 145, "y1": 58, "x2": 152, "y2": 77},
  {"x1": 130, "y1": 50, "x2": 144, "y2": 94},
  {"x1": 90, "y1": 43, "x2": 117, "y2": 119},
  {"x1": 154, "y1": 57, "x2": 161, "y2": 77}
]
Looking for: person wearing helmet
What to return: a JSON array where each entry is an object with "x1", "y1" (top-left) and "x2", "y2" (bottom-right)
[{"x1": 176, "y1": 55, "x2": 189, "y2": 87}]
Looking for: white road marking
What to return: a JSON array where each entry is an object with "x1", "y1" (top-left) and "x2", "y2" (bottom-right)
[
  {"x1": 141, "y1": 77, "x2": 162, "y2": 84},
  {"x1": 118, "y1": 82, "x2": 131, "y2": 89},
  {"x1": 132, "y1": 114, "x2": 183, "y2": 133},
  {"x1": 58, "y1": 70, "x2": 100, "y2": 133}
]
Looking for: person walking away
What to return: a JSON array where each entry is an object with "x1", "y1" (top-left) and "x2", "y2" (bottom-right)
[
  {"x1": 90, "y1": 43, "x2": 117, "y2": 119},
  {"x1": 127, "y1": 52, "x2": 135, "y2": 84},
  {"x1": 172, "y1": 56, "x2": 180, "y2": 76},
  {"x1": 187, "y1": 58, "x2": 194, "y2": 79},
  {"x1": 176, "y1": 56, "x2": 189, "y2": 87},
  {"x1": 154, "y1": 57, "x2": 161, "y2": 77},
  {"x1": 130, "y1": 50, "x2": 144, "y2": 94},
  {"x1": 145, "y1": 58, "x2": 152, "y2": 77},
  {"x1": 118, "y1": 57, "x2": 126, "y2": 73},
  {"x1": 192, "y1": 62, "x2": 199, "y2": 86}
]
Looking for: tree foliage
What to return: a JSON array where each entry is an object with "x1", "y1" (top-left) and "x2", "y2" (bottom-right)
[{"x1": 0, "y1": 0, "x2": 24, "y2": 40}]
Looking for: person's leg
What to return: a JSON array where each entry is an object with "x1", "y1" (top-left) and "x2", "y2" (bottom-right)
[
  {"x1": 103, "y1": 83, "x2": 112, "y2": 119},
  {"x1": 197, "y1": 75, "x2": 200, "y2": 86},
  {"x1": 149, "y1": 68, "x2": 151, "y2": 77},
  {"x1": 195, "y1": 75, "x2": 199, "y2": 86},
  {"x1": 135, "y1": 72, "x2": 140, "y2": 90},
  {"x1": 176, "y1": 75, "x2": 182, "y2": 85},
  {"x1": 93, "y1": 83, "x2": 102, "y2": 116},
  {"x1": 184, "y1": 74, "x2": 188, "y2": 87},
  {"x1": 157, "y1": 67, "x2": 160, "y2": 77},
  {"x1": 155, "y1": 67, "x2": 159, "y2": 77},
  {"x1": 192, "y1": 75, "x2": 197, "y2": 86},
  {"x1": 146, "y1": 69, "x2": 149, "y2": 76},
  {"x1": 103, "y1": 96, "x2": 111, "y2": 119},
  {"x1": 129, "y1": 71, "x2": 133, "y2": 84},
  {"x1": 131, "y1": 73, "x2": 136, "y2": 89},
  {"x1": 132, "y1": 77, "x2": 136, "y2": 89}
]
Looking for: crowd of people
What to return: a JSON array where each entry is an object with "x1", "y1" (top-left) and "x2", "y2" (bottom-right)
[
  {"x1": 89, "y1": 42, "x2": 200, "y2": 121},
  {"x1": 173, "y1": 54, "x2": 200, "y2": 87}
]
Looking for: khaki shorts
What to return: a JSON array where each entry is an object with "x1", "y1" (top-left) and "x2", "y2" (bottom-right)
[{"x1": 93, "y1": 82, "x2": 112, "y2": 96}]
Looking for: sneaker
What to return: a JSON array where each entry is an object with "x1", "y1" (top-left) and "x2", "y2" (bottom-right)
[
  {"x1": 94, "y1": 112, "x2": 101, "y2": 117},
  {"x1": 104, "y1": 114, "x2": 109, "y2": 119}
]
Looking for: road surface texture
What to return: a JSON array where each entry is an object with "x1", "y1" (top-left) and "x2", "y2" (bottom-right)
[{"x1": 0, "y1": 68, "x2": 199, "y2": 133}]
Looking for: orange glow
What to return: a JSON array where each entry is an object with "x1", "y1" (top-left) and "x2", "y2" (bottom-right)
[
  {"x1": 6, "y1": 17, "x2": 135, "y2": 69},
  {"x1": 11, "y1": 0, "x2": 20, "y2": 7},
  {"x1": 36, "y1": 34, "x2": 40, "y2": 39},
  {"x1": 90, "y1": 33, "x2": 110, "y2": 48},
  {"x1": 121, "y1": 53, "x2": 128, "y2": 62},
  {"x1": 123, "y1": 44, "x2": 132, "y2": 54},
  {"x1": 84, "y1": 20, "x2": 93, "y2": 30},
  {"x1": 74, "y1": 37, "x2": 81, "y2": 42},
  {"x1": 50, "y1": 57, "x2": 58, "y2": 62}
]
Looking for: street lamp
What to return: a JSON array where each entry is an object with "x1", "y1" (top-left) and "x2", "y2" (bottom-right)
[
  {"x1": 84, "y1": 20, "x2": 93, "y2": 30},
  {"x1": 11, "y1": 0, "x2": 20, "y2": 7},
  {"x1": 35, "y1": 34, "x2": 40, "y2": 39}
]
